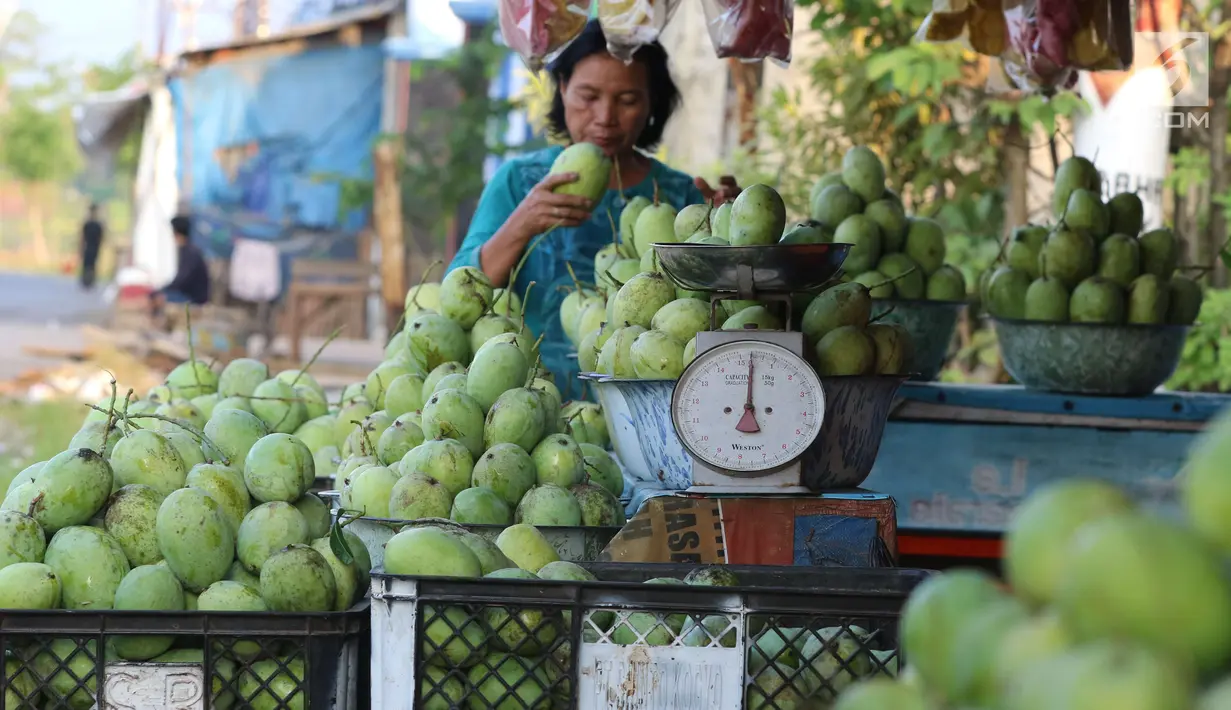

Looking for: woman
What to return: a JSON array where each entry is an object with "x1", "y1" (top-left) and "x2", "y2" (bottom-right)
[{"x1": 447, "y1": 19, "x2": 738, "y2": 399}]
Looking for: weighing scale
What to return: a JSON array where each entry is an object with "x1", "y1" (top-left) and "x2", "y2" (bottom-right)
[{"x1": 652, "y1": 243, "x2": 851, "y2": 495}]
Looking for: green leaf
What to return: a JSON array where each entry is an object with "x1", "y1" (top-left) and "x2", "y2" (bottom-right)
[
  {"x1": 865, "y1": 48, "x2": 910, "y2": 82},
  {"x1": 329, "y1": 511, "x2": 358, "y2": 566}
]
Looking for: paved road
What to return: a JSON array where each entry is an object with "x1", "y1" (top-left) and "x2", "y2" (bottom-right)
[
  {"x1": 0, "y1": 271, "x2": 386, "y2": 384},
  {"x1": 0, "y1": 272, "x2": 108, "y2": 382},
  {"x1": 0, "y1": 272, "x2": 110, "y2": 325}
]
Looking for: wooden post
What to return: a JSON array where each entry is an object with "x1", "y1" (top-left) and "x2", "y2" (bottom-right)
[
  {"x1": 373, "y1": 139, "x2": 405, "y2": 328},
  {"x1": 728, "y1": 58, "x2": 763, "y2": 149}
]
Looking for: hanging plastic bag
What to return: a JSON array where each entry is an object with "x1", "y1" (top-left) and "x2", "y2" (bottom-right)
[
  {"x1": 597, "y1": 0, "x2": 682, "y2": 63},
  {"x1": 500, "y1": 0, "x2": 594, "y2": 72},
  {"x1": 917, "y1": 0, "x2": 1131, "y2": 94},
  {"x1": 700, "y1": 0, "x2": 794, "y2": 65}
]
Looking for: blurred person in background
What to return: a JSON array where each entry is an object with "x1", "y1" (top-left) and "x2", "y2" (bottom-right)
[
  {"x1": 80, "y1": 203, "x2": 104, "y2": 290},
  {"x1": 149, "y1": 215, "x2": 210, "y2": 324}
]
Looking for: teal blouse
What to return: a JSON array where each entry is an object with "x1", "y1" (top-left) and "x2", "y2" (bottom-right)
[{"x1": 447, "y1": 145, "x2": 706, "y2": 401}]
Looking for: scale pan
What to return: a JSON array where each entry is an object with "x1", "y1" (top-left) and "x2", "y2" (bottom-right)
[{"x1": 652, "y1": 243, "x2": 850, "y2": 293}]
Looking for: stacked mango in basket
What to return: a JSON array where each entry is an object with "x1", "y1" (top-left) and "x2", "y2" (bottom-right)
[
  {"x1": 385, "y1": 525, "x2": 909, "y2": 709},
  {"x1": 832, "y1": 408, "x2": 1231, "y2": 710},
  {"x1": 0, "y1": 363, "x2": 370, "y2": 707},
  {"x1": 563, "y1": 145, "x2": 931, "y2": 379},
  {"x1": 982, "y1": 155, "x2": 1204, "y2": 327}
]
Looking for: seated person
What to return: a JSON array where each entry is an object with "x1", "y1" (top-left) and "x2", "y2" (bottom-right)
[{"x1": 150, "y1": 215, "x2": 210, "y2": 321}]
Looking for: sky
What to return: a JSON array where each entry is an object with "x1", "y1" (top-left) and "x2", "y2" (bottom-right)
[{"x1": 13, "y1": 0, "x2": 466, "y2": 71}]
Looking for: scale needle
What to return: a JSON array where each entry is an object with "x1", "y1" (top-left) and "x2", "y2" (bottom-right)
[{"x1": 735, "y1": 355, "x2": 760, "y2": 433}]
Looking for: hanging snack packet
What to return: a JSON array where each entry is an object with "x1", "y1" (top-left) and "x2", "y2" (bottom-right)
[
  {"x1": 701, "y1": 0, "x2": 795, "y2": 65},
  {"x1": 597, "y1": 0, "x2": 682, "y2": 63},
  {"x1": 500, "y1": 0, "x2": 594, "y2": 72},
  {"x1": 917, "y1": 0, "x2": 1131, "y2": 94}
]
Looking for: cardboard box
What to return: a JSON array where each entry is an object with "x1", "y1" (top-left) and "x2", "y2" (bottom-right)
[{"x1": 599, "y1": 491, "x2": 898, "y2": 567}]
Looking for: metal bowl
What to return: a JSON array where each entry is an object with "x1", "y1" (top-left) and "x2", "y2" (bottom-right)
[
  {"x1": 992, "y1": 317, "x2": 1190, "y2": 397},
  {"x1": 870, "y1": 298, "x2": 967, "y2": 381},
  {"x1": 584, "y1": 373, "x2": 906, "y2": 491},
  {"x1": 653, "y1": 243, "x2": 850, "y2": 294},
  {"x1": 799, "y1": 375, "x2": 908, "y2": 489}
]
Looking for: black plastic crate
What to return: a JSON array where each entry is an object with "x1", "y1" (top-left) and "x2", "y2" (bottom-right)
[
  {"x1": 370, "y1": 563, "x2": 930, "y2": 710},
  {"x1": 0, "y1": 603, "x2": 369, "y2": 710}
]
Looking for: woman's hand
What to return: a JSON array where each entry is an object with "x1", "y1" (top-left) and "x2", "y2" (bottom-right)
[
  {"x1": 478, "y1": 172, "x2": 596, "y2": 288},
  {"x1": 508, "y1": 172, "x2": 596, "y2": 237},
  {"x1": 695, "y1": 175, "x2": 742, "y2": 205}
]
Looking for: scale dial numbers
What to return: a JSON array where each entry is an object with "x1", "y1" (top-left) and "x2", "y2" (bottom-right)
[{"x1": 672, "y1": 340, "x2": 825, "y2": 474}]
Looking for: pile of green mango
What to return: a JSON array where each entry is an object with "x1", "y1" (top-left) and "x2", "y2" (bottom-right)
[
  {"x1": 320, "y1": 144, "x2": 644, "y2": 534},
  {"x1": 801, "y1": 146, "x2": 967, "y2": 303},
  {"x1": 0, "y1": 363, "x2": 371, "y2": 708},
  {"x1": 560, "y1": 147, "x2": 928, "y2": 381},
  {"x1": 564, "y1": 179, "x2": 798, "y2": 380},
  {"x1": 798, "y1": 280, "x2": 915, "y2": 377},
  {"x1": 983, "y1": 156, "x2": 1203, "y2": 326},
  {"x1": 335, "y1": 262, "x2": 625, "y2": 532}
]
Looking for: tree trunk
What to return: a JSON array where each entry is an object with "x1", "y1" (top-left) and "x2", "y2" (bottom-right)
[
  {"x1": 373, "y1": 140, "x2": 405, "y2": 319},
  {"x1": 1209, "y1": 71, "x2": 1229, "y2": 287},
  {"x1": 1002, "y1": 116, "x2": 1030, "y2": 242}
]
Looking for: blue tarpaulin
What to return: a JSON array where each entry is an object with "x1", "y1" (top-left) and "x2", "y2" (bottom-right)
[{"x1": 169, "y1": 44, "x2": 385, "y2": 267}]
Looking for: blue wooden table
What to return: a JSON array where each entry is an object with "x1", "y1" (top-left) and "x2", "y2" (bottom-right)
[{"x1": 865, "y1": 383, "x2": 1231, "y2": 552}]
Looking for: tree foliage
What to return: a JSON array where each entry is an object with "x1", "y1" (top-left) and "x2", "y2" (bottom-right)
[
  {"x1": 399, "y1": 29, "x2": 538, "y2": 244},
  {"x1": 729, "y1": 0, "x2": 1085, "y2": 275},
  {"x1": 0, "y1": 99, "x2": 80, "y2": 183},
  {"x1": 321, "y1": 29, "x2": 535, "y2": 244},
  {"x1": 0, "y1": 10, "x2": 80, "y2": 185},
  {"x1": 84, "y1": 46, "x2": 149, "y2": 93}
]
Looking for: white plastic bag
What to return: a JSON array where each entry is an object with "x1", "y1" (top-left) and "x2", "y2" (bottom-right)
[
  {"x1": 500, "y1": 0, "x2": 594, "y2": 72},
  {"x1": 700, "y1": 0, "x2": 794, "y2": 65},
  {"x1": 596, "y1": 0, "x2": 682, "y2": 62}
]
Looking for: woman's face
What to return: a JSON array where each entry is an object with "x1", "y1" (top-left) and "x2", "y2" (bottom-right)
[{"x1": 561, "y1": 53, "x2": 651, "y2": 156}]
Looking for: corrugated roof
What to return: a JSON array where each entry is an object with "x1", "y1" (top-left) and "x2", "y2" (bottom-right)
[{"x1": 177, "y1": 0, "x2": 400, "y2": 62}]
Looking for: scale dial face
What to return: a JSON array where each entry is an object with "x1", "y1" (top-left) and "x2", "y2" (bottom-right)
[{"x1": 672, "y1": 340, "x2": 825, "y2": 474}]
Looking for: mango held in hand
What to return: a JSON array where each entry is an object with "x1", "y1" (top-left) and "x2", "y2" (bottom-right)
[
  {"x1": 729, "y1": 184, "x2": 787, "y2": 246},
  {"x1": 549, "y1": 142, "x2": 613, "y2": 203}
]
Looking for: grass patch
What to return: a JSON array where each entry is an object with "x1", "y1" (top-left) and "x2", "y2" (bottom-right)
[{"x1": 0, "y1": 398, "x2": 88, "y2": 491}]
